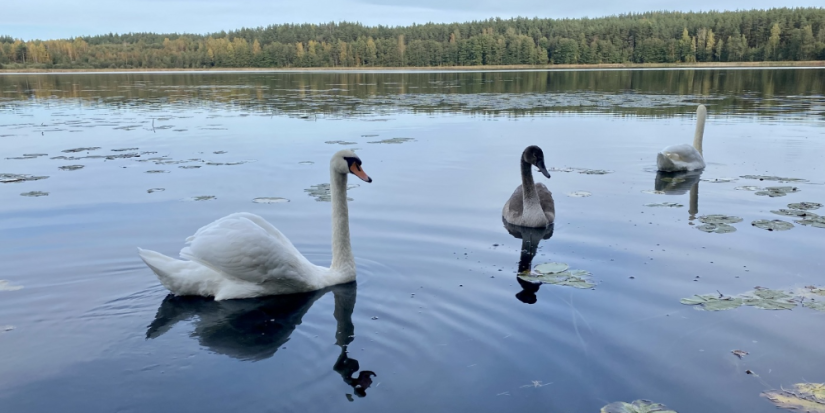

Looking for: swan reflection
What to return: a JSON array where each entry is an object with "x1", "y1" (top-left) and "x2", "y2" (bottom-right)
[
  {"x1": 502, "y1": 219, "x2": 555, "y2": 304},
  {"x1": 654, "y1": 171, "x2": 702, "y2": 221},
  {"x1": 146, "y1": 281, "x2": 375, "y2": 399}
]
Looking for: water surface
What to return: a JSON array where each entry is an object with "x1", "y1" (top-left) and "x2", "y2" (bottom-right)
[{"x1": 1, "y1": 69, "x2": 824, "y2": 413}]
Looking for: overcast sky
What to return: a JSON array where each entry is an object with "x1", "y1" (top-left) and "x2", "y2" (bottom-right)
[{"x1": 4, "y1": 0, "x2": 822, "y2": 40}]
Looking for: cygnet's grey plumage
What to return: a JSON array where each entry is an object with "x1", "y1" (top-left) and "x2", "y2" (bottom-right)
[{"x1": 503, "y1": 145, "x2": 555, "y2": 228}]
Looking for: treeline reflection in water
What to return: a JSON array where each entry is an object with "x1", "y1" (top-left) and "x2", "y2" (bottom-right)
[{"x1": 1, "y1": 69, "x2": 823, "y2": 120}]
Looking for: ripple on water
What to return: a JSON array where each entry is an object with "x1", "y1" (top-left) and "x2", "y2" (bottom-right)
[{"x1": 0, "y1": 280, "x2": 24, "y2": 291}]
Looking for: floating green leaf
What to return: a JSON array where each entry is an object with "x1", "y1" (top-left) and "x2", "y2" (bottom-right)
[
  {"x1": 62, "y1": 147, "x2": 101, "y2": 153},
  {"x1": 252, "y1": 197, "x2": 290, "y2": 204},
  {"x1": 803, "y1": 301, "x2": 825, "y2": 312},
  {"x1": 0, "y1": 280, "x2": 24, "y2": 292},
  {"x1": 325, "y1": 140, "x2": 357, "y2": 145},
  {"x1": 756, "y1": 186, "x2": 800, "y2": 197},
  {"x1": 701, "y1": 178, "x2": 736, "y2": 183},
  {"x1": 752, "y1": 219, "x2": 794, "y2": 231},
  {"x1": 367, "y1": 137, "x2": 415, "y2": 144},
  {"x1": 641, "y1": 190, "x2": 666, "y2": 195},
  {"x1": 681, "y1": 294, "x2": 744, "y2": 311},
  {"x1": 567, "y1": 191, "x2": 591, "y2": 198},
  {"x1": 601, "y1": 399, "x2": 678, "y2": 413},
  {"x1": 518, "y1": 268, "x2": 595, "y2": 289},
  {"x1": 645, "y1": 202, "x2": 683, "y2": 208},
  {"x1": 741, "y1": 175, "x2": 808, "y2": 183},
  {"x1": 743, "y1": 289, "x2": 796, "y2": 310},
  {"x1": 1, "y1": 173, "x2": 49, "y2": 183},
  {"x1": 796, "y1": 216, "x2": 825, "y2": 229},
  {"x1": 579, "y1": 169, "x2": 613, "y2": 175},
  {"x1": 58, "y1": 165, "x2": 85, "y2": 171},
  {"x1": 771, "y1": 209, "x2": 818, "y2": 218},
  {"x1": 534, "y1": 262, "x2": 569, "y2": 274},
  {"x1": 788, "y1": 202, "x2": 823, "y2": 211},
  {"x1": 20, "y1": 191, "x2": 48, "y2": 197},
  {"x1": 762, "y1": 383, "x2": 825, "y2": 412},
  {"x1": 147, "y1": 188, "x2": 165, "y2": 193},
  {"x1": 698, "y1": 214, "x2": 743, "y2": 225},
  {"x1": 696, "y1": 223, "x2": 737, "y2": 233},
  {"x1": 304, "y1": 183, "x2": 357, "y2": 202},
  {"x1": 735, "y1": 186, "x2": 762, "y2": 191}
]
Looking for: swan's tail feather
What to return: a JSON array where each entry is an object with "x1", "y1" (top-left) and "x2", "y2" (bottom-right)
[{"x1": 138, "y1": 248, "x2": 221, "y2": 297}]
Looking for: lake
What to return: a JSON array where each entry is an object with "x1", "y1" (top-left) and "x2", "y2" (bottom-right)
[{"x1": 1, "y1": 69, "x2": 824, "y2": 413}]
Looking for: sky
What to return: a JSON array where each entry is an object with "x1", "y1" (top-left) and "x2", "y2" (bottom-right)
[{"x1": 4, "y1": 0, "x2": 822, "y2": 40}]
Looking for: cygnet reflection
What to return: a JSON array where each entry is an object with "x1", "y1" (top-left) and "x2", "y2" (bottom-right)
[
  {"x1": 655, "y1": 171, "x2": 701, "y2": 221},
  {"x1": 502, "y1": 218, "x2": 555, "y2": 304},
  {"x1": 146, "y1": 281, "x2": 376, "y2": 399}
]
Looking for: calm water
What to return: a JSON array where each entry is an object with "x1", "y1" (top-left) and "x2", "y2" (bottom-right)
[{"x1": 1, "y1": 69, "x2": 824, "y2": 413}]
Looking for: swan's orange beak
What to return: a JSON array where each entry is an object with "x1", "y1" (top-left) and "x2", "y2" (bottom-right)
[{"x1": 350, "y1": 163, "x2": 372, "y2": 183}]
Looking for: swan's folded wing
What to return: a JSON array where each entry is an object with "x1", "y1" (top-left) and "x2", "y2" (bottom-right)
[
  {"x1": 181, "y1": 215, "x2": 312, "y2": 285},
  {"x1": 535, "y1": 183, "x2": 555, "y2": 218}
]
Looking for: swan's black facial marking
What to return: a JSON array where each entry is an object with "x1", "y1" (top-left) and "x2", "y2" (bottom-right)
[{"x1": 344, "y1": 156, "x2": 372, "y2": 183}]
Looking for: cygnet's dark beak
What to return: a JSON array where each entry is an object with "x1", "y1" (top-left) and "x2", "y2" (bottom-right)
[{"x1": 536, "y1": 161, "x2": 551, "y2": 179}]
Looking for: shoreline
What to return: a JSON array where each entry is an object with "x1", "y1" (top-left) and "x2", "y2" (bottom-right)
[{"x1": 0, "y1": 61, "x2": 823, "y2": 74}]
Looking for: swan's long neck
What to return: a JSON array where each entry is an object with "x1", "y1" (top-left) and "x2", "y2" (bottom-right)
[
  {"x1": 693, "y1": 105, "x2": 706, "y2": 155},
  {"x1": 521, "y1": 159, "x2": 539, "y2": 205},
  {"x1": 330, "y1": 170, "x2": 355, "y2": 276}
]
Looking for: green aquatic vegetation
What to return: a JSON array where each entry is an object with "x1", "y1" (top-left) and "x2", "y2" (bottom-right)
[
  {"x1": 701, "y1": 177, "x2": 737, "y2": 183},
  {"x1": 698, "y1": 215, "x2": 743, "y2": 225},
  {"x1": 771, "y1": 209, "x2": 818, "y2": 218},
  {"x1": 0, "y1": 280, "x2": 24, "y2": 292},
  {"x1": 325, "y1": 140, "x2": 357, "y2": 145},
  {"x1": 741, "y1": 175, "x2": 808, "y2": 183},
  {"x1": 187, "y1": 195, "x2": 216, "y2": 201},
  {"x1": 111, "y1": 148, "x2": 139, "y2": 152},
  {"x1": 735, "y1": 186, "x2": 762, "y2": 191},
  {"x1": 796, "y1": 216, "x2": 825, "y2": 228},
  {"x1": 756, "y1": 186, "x2": 800, "y2": 197},
  {"x1": 762, "y1": 383, "x2": 825, "y2": 412},
  {"x1": 752, "y1": 219, "x2": 794, "y2": 231},
  {"x1": 0, "y1": 173, "x2": 49, "y2": 183},
  {"x1": 205, "y1": 161, "x2": 250, "y2": 166},
  {"x1": 298, "y1": 161, "x2": 314, "y2": 164},
  {"x1": 58, "y1": 165, "x2": 84, "y2": 171},
  {"x1": 252, "y1": 197, "x2": 290, "y2": 204},
  {"x1": 578, "y1": 169, "x2": 613, "y2": 175},
  {"x1": 567, "y1": 191, "x2": 592, "y2": 197},
  {"x1": 549, "y1": 167, "x2": 576, "y2": 173},
  {"x1": 788, "y1": 202, "x2": 822, "y2": 210},
  {"x1": 680, "y1": 294, "x2": 744, "y2": 311},
  {"x1": 147, "y1": 188, "x2": 165, "y2": 193},
  {"x1": 146, "y1": 170, "x2": 170, "y2": 174},
  {"x1": 601, "y1": 399, "x2": 678, "y2": 413},
  {"x1": 533, "y1": 262, "x2": 568, "y2": 274},
  {"x1": 641, "y1": 190, "x2": 666, "y2": 195},
  {"x1": 179, "y1": 165, "x2": 201, "y2": 169},
  {"x1": 645, "y1": 202, "x2": 683, "y2": 208},
  {"x1": 213, "y1": 150, "x2": 227, "y2": 154},
  {"x1": 20, "y1": 191, "x2": 48, "y2": 197},
  {"x1": 803, "y1": 301, "x2": 825, "y2": 311},
  {"x1": 743, "y1": 289, "x2": 797, "y2": 310},
  {"x1": 62, "y1": 147, "x2": 101, "y2": 153},
  {"x1": 304, "y1": 183, "x2": 357, "y2": 202},
  {"x1": 519, "y1": 263, "x2": 595, "y2": 289},
  {"x1": 367, "y1": 137, "x2": 415, "y2": 144}
]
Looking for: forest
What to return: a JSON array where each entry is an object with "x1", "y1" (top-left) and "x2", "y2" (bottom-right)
[{"x1": 1, "y1": 8, "x2": 824, "y2": 69}]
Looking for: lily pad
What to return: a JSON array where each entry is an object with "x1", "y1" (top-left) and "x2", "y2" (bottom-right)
[
  {"x1": 579, "y1": 169, "x2": 613, "y2": 175},
  {"x1": 762, "y1": 383, "x2": 825, "y2": 412},
  {"x1": 696, "y1": 223, "x2": 737, "y2": 233},
  {"x1": 299, "y1": 161, "x2": 314, "y2": 165},
  {"x1": 567, "y1": 191, "x2": 592, "y2": 198},
  {"x1": 147, "y1": 188, "x2": 165, "y2": 193},
  {"x1": 641, "y1": 190, "x2": 666, "y2": 195},
  {"x1": 645, "y1": 202, "x2": 683, "y2": 208},
  {"x1": 0, "y1": 280, "x2": 24, "y2": 291},
  {"x1": 534, "y1": 262, "x2": 569, "y2": 274},
  {"x1": 185, "y1": 195, "x2": 215, "y2": 201},
  {"x1": 179, "y1": 165, "x2": 201, "y2": 169},
  {"x1": 549, "y1": 167, "x2": 575, "y2": 173},
  {"x1": 741, "y1": 175, "x2": 808, "y2": 183},
  {"x1": 803, "y1": 301, "x2": 825, "y2": 312},
  {"x1": 252, "y1": 197, "x2": 290, "y2": 204},
  {"x1": 735, "y1": 186, "x2": 762, "y2": 191},
  {"x1": 681, "y1": 294, "x2": 744, "y2": 311},
  {"x1": 20, "y1": 191, "x2": 48, "y2": 197},
  {"x1": 62, "y1": 147, "x2": 101, "y2": 153},
  {"x1": 788, "y1": 202, "x2": 822, "y2": 211},
  {"x1": 701, "y1": 178, "x2": 737, "y2": 183},
  {"x1": 756, "y1": 186, "x2": 800, "y2": 197},
  {"x1": 58, "y1": 165, "x2": 84, "y2": 171},
  {"x1": 367, "y1": 137, "x2": 415, "y2": 144},
  {"x1": 752, "y1": 219, "x2": 794, "y2": 231},
  {"x1": 601, "y1": 399, "x2": 678, "y2": 413},
  {"x1": 743, "y1": 289, "x2": 797, "y2": 310},
  {"x1": 0, "y1": 173, "x2": 49, "y2": 183},
  {"x1": 146, "y1": 170, "x2": 170, "y2": 174},
  {"x1": 304, "y1": 183, "x2": 357, "y2": 202},
  {"x1": 112, "y1": 147, "x2": 139, "y2": 152},
  {"x1": 771, "y1": 209, "x2": 818, "y2": 218},
  {"x1": 325, "y1": 140, "x2": 357, "y2": 145},
  {"x1": 519, "y1": 270, "x2": 595, "y2": 289},
  {"x1": 796, "y1": 216, "x2": 825, "y2": 228},
  {"x1": 698, "y1": 215, "x2": 743, "y2": 225}
]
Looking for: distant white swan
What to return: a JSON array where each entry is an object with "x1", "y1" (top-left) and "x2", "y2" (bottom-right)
[
  {"x1": 657, "y1": 104, "x2": 707, "y2": 172},
  {"x1": 138, "y1": 149, "x2": 372, "y2": 300},
  {"x1": 502, "y1": 145, "x2": 555, "y2": 228}
]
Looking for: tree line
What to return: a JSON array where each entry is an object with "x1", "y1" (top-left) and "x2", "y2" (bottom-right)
[{"x1": 1, "y1": 8, "x2": 824, "y2": 69}]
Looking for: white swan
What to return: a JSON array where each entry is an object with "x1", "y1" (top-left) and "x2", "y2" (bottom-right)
[
  {"x1": 138, "y1": 149, "x2": 372, "y2": 300},
  {"x1": 657, "y1": 104, "x2": 707, "y2": 172},
  {"x1": 502, "y1": 145, "x2": 555, "y2": 228}
]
